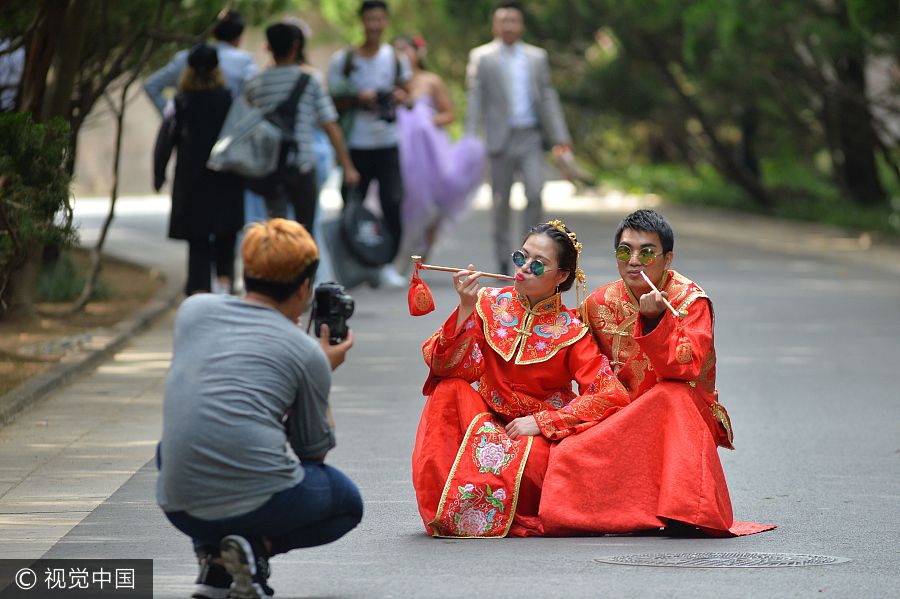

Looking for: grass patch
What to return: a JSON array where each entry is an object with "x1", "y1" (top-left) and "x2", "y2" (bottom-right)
[
  {"x1": 37, "y1": 251, "x2": 110, "y2": 303},
  {"x1": 601, "y1": 161, "x2": 900, "y2": 239}
]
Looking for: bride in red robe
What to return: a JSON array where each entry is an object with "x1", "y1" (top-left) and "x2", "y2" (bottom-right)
[{"x1": 412, "y1": 220, "x2": 631, "y2": 537}]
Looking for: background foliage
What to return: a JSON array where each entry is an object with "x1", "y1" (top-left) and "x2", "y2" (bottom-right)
[
  {"x1": 310, "y1": 0, "x2": 900, "y2": 232},
  {"x1": 1, "y1": 0, "x2": 899, "y2": 318}
]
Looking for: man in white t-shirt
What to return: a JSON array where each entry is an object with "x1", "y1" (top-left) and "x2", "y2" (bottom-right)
[{"x1": 327, "y1": 0, "x2": 412, "y2": 288}]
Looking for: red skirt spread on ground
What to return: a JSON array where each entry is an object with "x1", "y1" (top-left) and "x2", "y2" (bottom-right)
[{"x1": 412, "y1": 378, "x2": 775, "y2": 537}]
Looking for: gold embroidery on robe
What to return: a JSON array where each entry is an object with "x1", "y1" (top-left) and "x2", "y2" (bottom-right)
[{"x1": 474, "y1": 287, "x2": 588, "y2": 365}]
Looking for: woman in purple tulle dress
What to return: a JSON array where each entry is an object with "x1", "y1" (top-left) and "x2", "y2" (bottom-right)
[{"x1": 393, "y1": 35, "x2": 485, "y2": 264}]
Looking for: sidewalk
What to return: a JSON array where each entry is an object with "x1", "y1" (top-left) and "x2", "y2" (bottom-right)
[
  {"x1": 2, "y1": 186, "x2": 898, "y2": 597},
  {"x1": 0, "y1": 311, "x2": 174, "y2": 559}
]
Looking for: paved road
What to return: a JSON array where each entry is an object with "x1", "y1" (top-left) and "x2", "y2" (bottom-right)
[{"x1": 3, "y1": 190, "x2": 899, "y2": 598}]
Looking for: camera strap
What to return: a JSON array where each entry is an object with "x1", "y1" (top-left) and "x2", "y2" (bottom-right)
[{"x1": 341, "y1": 46, "x2": 404, "y2": 89}]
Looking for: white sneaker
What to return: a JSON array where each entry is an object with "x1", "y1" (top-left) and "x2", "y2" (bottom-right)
[{"x1": 379, "y1": 264, "x2": 407, "y2": 289}]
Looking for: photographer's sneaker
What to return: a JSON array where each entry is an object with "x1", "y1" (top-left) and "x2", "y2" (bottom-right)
[
  {"x1": 219, "y1": 535, "x2": 274, "y2": 599},
  {"x1": 379, "y1": 264, "x2": 407, "y2": 289},
  {"x1": 191, "y1": 550, "x2": 231, "y2": 599}
]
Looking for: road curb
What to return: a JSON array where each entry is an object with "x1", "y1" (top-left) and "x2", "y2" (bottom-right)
[{"x1": 0, "y1": 265, "x2": 182, "y2": 427}]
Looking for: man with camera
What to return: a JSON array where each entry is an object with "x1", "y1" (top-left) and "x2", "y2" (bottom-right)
[
  {"x1": 157, "y1": 218, "x2": 360, "y2": 599},
  {"x1": 327, "y1": 0, "x2": 412, "y2": 288}
]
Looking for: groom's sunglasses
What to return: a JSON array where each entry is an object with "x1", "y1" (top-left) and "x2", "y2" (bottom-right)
[{"x1": 615, "y1": 245, "x2": 664, "y2": 266}]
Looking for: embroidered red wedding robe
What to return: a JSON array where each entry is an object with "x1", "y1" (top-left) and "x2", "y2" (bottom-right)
[
  {"x1": 540, "y1": 270, "x2": 773, "y2": 536},
  {"x1": 412, "y1": 287, "x2": 630, "y2": 537}
]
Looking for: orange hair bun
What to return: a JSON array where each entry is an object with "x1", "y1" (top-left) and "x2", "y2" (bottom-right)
[{"x1": 241, "y1": 218, "x2": 319, "y2": 282}]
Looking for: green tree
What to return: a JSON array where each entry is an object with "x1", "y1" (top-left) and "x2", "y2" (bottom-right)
[
  {"x1": 0, "y1": 0, "x2": 287, "y2": 319},
  {"x1": 0, "y1": 113, "x2": 74, "y2": 319},
  {"x1": 319, "y1": 0, "x2": 896, "y2": 211}
]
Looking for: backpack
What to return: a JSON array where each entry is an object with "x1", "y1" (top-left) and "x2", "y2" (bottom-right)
[
  {"x1": 207, "y1": 72, "x2": 310, "y2": 196},
  {"x1": 341, "y1": 185, "x2": 396, "y2": 267}
]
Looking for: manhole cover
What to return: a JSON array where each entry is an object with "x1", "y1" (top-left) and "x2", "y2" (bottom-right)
[{"x1": 594, "y1": 552, "x2": 851, "y2": 568}]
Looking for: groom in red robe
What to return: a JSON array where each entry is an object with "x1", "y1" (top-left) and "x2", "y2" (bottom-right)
[{"x1": 540, "y1": 209, "x2": 772, "y2": 536}]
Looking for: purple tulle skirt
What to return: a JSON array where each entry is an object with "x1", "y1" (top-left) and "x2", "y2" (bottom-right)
[{"x1": 397, "y1": 100, "x2": 486, "y2": 228}]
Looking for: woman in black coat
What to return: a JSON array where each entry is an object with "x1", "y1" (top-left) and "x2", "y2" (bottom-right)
[{"x1": 169, "y1": 43, "x2": 244, "y2": 295}]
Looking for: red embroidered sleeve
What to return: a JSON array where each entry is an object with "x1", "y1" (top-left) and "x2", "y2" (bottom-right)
[
  {"x1": 533, "y1": 336, "x2": 630, "y2": 440},
  {"x1": 633, "y1": 297, "x2": 713, "y2": 381},
  {"x1": 421, "y1": 307, "x2": 485, "y2": 395}
]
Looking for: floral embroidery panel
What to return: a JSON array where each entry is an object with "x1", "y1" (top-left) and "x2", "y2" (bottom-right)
[
  {"x1": 472, "y1": 421, "x2": 518, "y2": 474},
  {"x1": 430, "y1": 414, "x2": 532, "y2": 538}
]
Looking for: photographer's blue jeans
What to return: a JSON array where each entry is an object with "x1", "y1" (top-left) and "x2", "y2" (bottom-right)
[{"x1": 165, "y1": 463, "x2": 363, "y2": 556}]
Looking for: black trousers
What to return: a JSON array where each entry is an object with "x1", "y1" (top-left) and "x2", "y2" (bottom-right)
[
  {"x1": 263, "y1": 167, "x2": 318, "y2": 235},
  {"x1": 186, "y1": 233, "x2": 236, "y2": 294},
  {"x1": 342, "y1": 147, "x2": 403, "y2": 261}
]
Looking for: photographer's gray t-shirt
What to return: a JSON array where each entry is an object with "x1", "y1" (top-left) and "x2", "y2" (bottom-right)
[
  {"x1": 157, "y1": 294, "x2": 335, "y2": 520},
  {"x1": 327, "y1": 43, "x2": 411, "y2": 150}
]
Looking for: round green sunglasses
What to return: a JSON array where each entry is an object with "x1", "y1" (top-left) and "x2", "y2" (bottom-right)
[
  {"x1": 511, "y1": 250, "x2": 558, "y2": 276},
  {"x1": 615, "y1": 245, "x2": 664, "y2": 266}
]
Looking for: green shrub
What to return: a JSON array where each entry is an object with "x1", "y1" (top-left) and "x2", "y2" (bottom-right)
[
  {"x1": 0, "y1": 112, "x2": 76, "y2": 314},
  {"x1": 36, "y1": 252, "x2": 109, "y2": 303}
]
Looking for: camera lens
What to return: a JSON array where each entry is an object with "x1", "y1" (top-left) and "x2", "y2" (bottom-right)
[{"x1": 339, "y1": 296, "x2": 355, "y2": 318}]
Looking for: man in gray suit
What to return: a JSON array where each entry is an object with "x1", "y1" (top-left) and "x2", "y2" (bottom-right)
[{"x1": 465, "y1": 1, "x2": 572, "y2": 275}]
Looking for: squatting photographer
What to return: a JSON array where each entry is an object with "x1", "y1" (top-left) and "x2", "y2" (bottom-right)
[{"x1": 157, "y1": 218, "x2": 361, "y2": 599}]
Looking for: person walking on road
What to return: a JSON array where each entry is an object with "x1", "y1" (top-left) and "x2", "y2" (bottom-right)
[
  {"x1": 159, "y1": 43, "x2": 244, "y2": 296},
  {"x1": 464, "y1": 1, "x2": 572, "y2": 276},
  {"x1": 144, "y1": 9, "x2": 256, "y2": 116},
  {"x1": 392, "y1": 34, "x2": 485, "y2": 268},
  {"x1": 242, "y1": 23, "x2": 359, "y2": 232},
  {"x1": 157, "y1": 218, "x2": 361, "y2": 599},
  {"x1": 328, "y1": 0, "x2": 412, "y2": 288}
]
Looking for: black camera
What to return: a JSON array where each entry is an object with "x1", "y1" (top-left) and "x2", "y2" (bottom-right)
[
  {"x1": 374, "y1": 91, "x2": 397, "y2": 123},
  {"x1": 312, "y1": 281, "x2": 354, "y2": 345}
]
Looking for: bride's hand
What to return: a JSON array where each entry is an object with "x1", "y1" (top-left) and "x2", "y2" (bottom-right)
[
  {"x1": 505, "y1": 416, "x2": 540, "y2": 439},
  {"x1": 454, "y1": 265, "x2": 483, "y2": 310}
]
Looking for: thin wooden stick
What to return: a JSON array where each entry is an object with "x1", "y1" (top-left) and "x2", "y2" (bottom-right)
[
  {"x1": 640, "y1": 271, "x2": 683, "y2": 318},
  {"x1": 411, "y1": 256, "x2": 516, "y2": 281}
]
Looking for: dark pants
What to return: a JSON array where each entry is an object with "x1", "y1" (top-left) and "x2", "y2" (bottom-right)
[
  {"x1": 165, "y1": 463, "x2": 363, "y2": 556},
  {"x1": 342, "y1": 147, "x2": 403, "y2": 261},
  {"x1": 186, "y1": 233, "x2": 236, "y2": 294},
  {"x1": 263, "y1": 168, "x2": 318, "y2": 235}
]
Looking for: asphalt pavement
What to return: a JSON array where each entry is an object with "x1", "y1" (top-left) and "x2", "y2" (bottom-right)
[{"x1": 1, "y1": 183, "x2": 898, "y2": 598}]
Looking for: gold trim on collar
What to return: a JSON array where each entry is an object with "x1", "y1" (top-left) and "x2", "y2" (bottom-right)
[{"x1": 515, "y1": 290, "x2": 563, "y2": 316}]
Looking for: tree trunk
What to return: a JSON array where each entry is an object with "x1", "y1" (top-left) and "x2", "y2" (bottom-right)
[
  {"x1": 827, "y1": 51, "x2": 887, "y2": 206},
  {"x1": 17, "y1": 0, "x2": 69, "y2": 119},
  {"x1": 2, "y1": 248, "x2": 41, "y2": 321},
  {"x1": 40, "y1": 0, "x2": 91, "y2": 122}
]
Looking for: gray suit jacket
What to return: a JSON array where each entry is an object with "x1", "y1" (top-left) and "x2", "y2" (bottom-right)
[{"x1": 464, "y1": 40, "x2": 570, "y2": 154}]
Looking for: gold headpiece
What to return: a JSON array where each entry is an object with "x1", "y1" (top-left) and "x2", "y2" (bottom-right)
[{"x1": 546, "y1": 219, "x2": 588, "y2": 322}]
